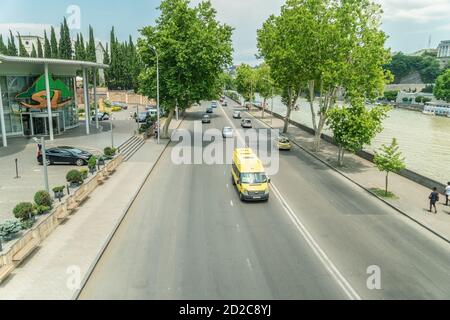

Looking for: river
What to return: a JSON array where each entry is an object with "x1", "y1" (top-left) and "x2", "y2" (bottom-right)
[{"x1": 256, "y1": 95, "x2": 450, "y2": 184}]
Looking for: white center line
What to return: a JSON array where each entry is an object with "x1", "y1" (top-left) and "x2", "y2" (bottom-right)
[{"x1": 230, "y1": 200, "x2": 234, "y2": 207}]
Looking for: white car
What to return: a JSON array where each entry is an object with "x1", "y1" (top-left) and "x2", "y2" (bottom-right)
[
  {"x1": 222, "y1": 127, "x2": 234, "y2": 138},
  {"x1": 233, "y1": 111, "x2": 241, "y2": 119},
  {"x1": 241, "y1": 119, "x2": 252, "y2": 128}
]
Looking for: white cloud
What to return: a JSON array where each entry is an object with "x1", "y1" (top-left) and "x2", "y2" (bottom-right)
[
  {"x1": 377, "y1": 0, "x2": 450, "y2": 23},
  {"x1": 0, "y1": 23, "x2": 57, "y2": 38}
]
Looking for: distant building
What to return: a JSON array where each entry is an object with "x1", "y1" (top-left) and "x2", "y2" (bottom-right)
[
  {"x1": 437, "y1": 40, "x2": 450, "y2": 66},
  {"x1": 15, "y1": 35, "x2": 44, "y2": 56}
]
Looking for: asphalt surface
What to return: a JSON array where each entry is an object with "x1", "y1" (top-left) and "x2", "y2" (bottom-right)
[{"x1": 79, "y1": 99, "x2": 450, "y2": 300}]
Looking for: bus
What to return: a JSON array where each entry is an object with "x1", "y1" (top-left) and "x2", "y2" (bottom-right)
[{"x1": 232, "y1": 148, "x2": 271, "y2": 202}]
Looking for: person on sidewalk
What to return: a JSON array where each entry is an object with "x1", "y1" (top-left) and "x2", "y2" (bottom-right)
[
  {"x1": 429, "y1": 187, "x2": 440, "y2": 214},
  {"x1": 445, "y1": 182, "x2": 450, "y2": 206}
]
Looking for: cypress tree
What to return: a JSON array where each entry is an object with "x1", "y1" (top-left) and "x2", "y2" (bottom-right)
[
  {"x1": 0, "y1": 35, "x2": 7, "y2": 54},
  {"x1": 30, "y1": 44, "x2": 37, "y2": 57},
  {"x1": 59, "y1": 18, "x2": 73, "y2": 59},
  {"x1": 7, "y1": 30, "x2": 18, "y2": 56},
  {"x1": 37, "y1": 37, "x2": 43, "y2": 58},
  {"x1": 18, "y1": 34, "x2": 29, "y2": 57},
  {"x1": 44, "y1": 31, "x2": 51, "y2": 58},
  {"x1": 50, "y1": 26, "x2": 59, "y2": 58},
  {"x1": 103, "y1": 43, "x2": 110, "y2": 85}
]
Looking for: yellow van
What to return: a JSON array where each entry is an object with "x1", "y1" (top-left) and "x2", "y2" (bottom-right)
[{"x1": 232, "y1": 148, "x2": 270, "y2": 201}]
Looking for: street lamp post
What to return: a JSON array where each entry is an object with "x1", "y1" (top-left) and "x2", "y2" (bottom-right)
[
  {"x1": 110, "y1": 116, "x2": 114, "y2": 148},
  {"x1": 149, "y1": 45, "x2": 161, "y2": 144},
  {"x1": 34, "y1": 137, "x2": 50, "y2": 193}
]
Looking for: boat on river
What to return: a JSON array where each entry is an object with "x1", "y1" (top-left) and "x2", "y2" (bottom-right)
[{"x1": 423, "y1": 103, "x2": 450, "y2": 117}]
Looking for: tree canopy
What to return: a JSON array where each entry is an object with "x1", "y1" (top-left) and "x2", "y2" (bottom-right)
[
  {"x1": 385, "y1": 52, "x2": 442, "y2": 84},
  {"x1": 434, "y1": 69, "x2": 450, "y2": 102},
  {"x1": 138, "y1": 0, "x2": 233, "y2": 137}
]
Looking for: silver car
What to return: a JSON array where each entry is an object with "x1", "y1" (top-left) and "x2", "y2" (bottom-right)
[
  {"x1": 241, "y1": 119, "x2": 252, "y2": 128},
  {"x1": 222, "y1": 127, "x2": 233, "y2": 138},
  {"x1": 233, "y1": 111, "x2": 241, "y2": 119}
]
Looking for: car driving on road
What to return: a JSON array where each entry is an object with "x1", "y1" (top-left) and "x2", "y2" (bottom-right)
[
  {"x1": 275, "y1": 136, "x2": 293, "y2": 151},
  {"x1": 233, "y1": 111, "x2": 241, "y2": 119},
  {"x1": 92, "y1": 112, "x2": 110, "y2": 122},
  {"x1": 241, "y1": 119, "x2": 252, "y2": 128},
  {"x1": 202, "y1": 114, "x2": 211, "y2": 124},
  {"x1": 211, "y1": 101, "x2": 218, "y2": 108},
  {"x1": 37, "y1": 146, "x2": 93, "y2": 166},
  {"x1": 222, "y1": 127, "x2": 233, "y2": 138}
]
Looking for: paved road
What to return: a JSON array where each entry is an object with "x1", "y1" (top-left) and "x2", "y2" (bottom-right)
[{"x1": 79, "y1": 100, "x2": 450, "y2": 300}]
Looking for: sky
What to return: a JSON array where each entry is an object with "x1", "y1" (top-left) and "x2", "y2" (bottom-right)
[{"x1": 1, "y1": 0, "x2": 450, "y2": 65}]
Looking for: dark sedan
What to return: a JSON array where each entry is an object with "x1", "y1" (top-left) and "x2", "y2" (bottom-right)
[{"x1": 37, "y1": 146, "x2": 93, "y2": 166}]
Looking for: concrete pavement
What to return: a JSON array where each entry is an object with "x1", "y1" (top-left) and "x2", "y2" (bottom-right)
[
  {"x1": 79, "y1": 100, "x2": 450, "y2": 300},
  {"x1": 0, "y1": 117, "x2": 181, "y2": 299}
]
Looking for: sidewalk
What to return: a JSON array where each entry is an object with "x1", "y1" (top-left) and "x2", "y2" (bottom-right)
[
  {"x1": 248, "y1": 109, "x2": 450, "y2": 243},
  {"x1": 0, "y1": 118, "x2": 182, "y2": 300}
]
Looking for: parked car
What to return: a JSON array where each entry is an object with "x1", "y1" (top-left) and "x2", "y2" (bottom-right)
[
  {"x1": 222, "y1": 127, "x2": 234, "y2": 139},
  {"x1": 275, "y1": 136, "x2": 293, "y2": 151},
  {"x1": 206, "y1": 107, "x2": 214, "y2": 114},
  {"x1": 91, "y1": 112, "x2": 110, "y2": 121},
  {"x1": 202, "y1": 114, "x2": 211, "y2": 124},
  {"x1": 136, "y1": 111, "x2": 150, "y2": 123},
  {"x1": 37, "y1": 146, "x2": 93, "y2": 166},
  {"x1": 222, "y1": 101, "x2": 228, "y2": 107},
  {"x1": 241, "y1": 119, "x2": 253, "y2": 128},
  {"x1": 233, "y1": 111, "x2": 241, "y2": 119}
]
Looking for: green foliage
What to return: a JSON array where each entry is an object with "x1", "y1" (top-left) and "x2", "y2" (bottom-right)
[
  {"x1": 7, "y1": 31, "x2": 18, "y2": 56},
  {"x1": 34, "y1": 204, "x2": 51, "y2": 215},
  {"x1": 36, "y1": 38, "x2": 43, "y2": 58},
  {"x1": 30, "y1": 44, "x2": 37, "y2": 58},
  {"x1": 374, "y1": 138, "x2": 406, "y2": 195},
  {"x1": 386, "y1": 52, "x2": 442, "y2": 84},
  {"x1": 218, "y1": 72, "x2": 236, "y2": 91},
  {"x1": 138, "y1": 0, "x2": 233, "y2": 137},
  {"x1": 257, "y1": 0, "x2": 391, "y2": 143},
  {"x1": 383, "y1": 91, "x2": 398, "y2": 102},
  {"x1": 88, "y1": 156, "x2": 97, "y2": 170},
  {"x1": 0, "y1": 35, "x2": 7, "y2": 54},
  {"x1": 104, "y1": 147, "x2": 117, "y2": 157},
  {"x1": 434, "y1": 69, "x2": 450, "y2": 102},
  {"x1": 50, "y1": 26, "x2": 59, "y2": 58},
  {"x1": 236, "y1": 64, "x2": 257, "y2": 102},
  {"x1": 59, "y1": 18, "x2": 73, "y2": 59},
  {"x1": 17, "y1": 34, "x2": 28, "y2": 57},
  {"x1": 326, "y1": 100, "x2": 389, "y2": 166},
  {"x1": 52, "y1": 186, "x2": 65, "y2": 193},
  {"x1": 21, "y1": 219, "x2": 35, "y2": 230},
  {"x1": 66, "y1": 170, "x2": 84, "y2": 185},
  {"x1": 415, "y1": 96, "x2": 432, "y2": 104},
  {"x1": 80, "y1": 169, "x2": 89, "y2": 180},
  {"x1": 13, "y1": 202, "x2": 34, "y2": 221},
  {"x1": 34, "y1": 190, "x2": 53, "y2": 207},
  {"x1": 44, "y1": 31, "x2": 51, "y2": 58},
  {"x1": 0, "y1": 219, "x2": 23, "y2": 241}
]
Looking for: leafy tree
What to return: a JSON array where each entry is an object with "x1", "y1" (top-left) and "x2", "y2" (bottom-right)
[
  {"x1": 44, "y1": 31, "x2": 51, "y2": 58},
  {"x1": 138, "y1": 0, "x2": 233, "y2": 138},
  {"x1": 36, "y1": 37, "x2": 43, "y2": 58},
  {"x1": 7, "y1": 31, "x2": 18, "y2": 56},
  {"x1": 59, "y1": 18, "x2": 73, "y2": 59},
  {"x1": 255, "y1": 63, "x2": 275, "y2": 118},
  {"x1": 326, "y1": 99, "x2": 389, "y2": 166},
  {"x1": 218, "y1": 72, "x2": 236, "y2": 91},
  {"x1": 0, "y1": 35, "x2": 7, "y2": 54},
  {"x1": 386, "y1": 52, "x2": 442, "y2": 84},
  {"x1": 74, "y1": 33, "x2": 86, "y2": 61},
  {"x1": 50, "y1": 26, "x2": 59, "y2": 58},
  {"x1": 434, "y1": 69, "x2": 450, "y2": 102},
  {"x1": 374, "y1": 138, "x2": 406, "y2": 196},
  {"x1": 17, "y1": 34, "x2": 29, "y2": 57},
  {"x1": 236, "y1": 64, "x2": 256, "y2": 103},
  {"x1": 30, "y1": 44, "x2": 37, "y2": 57}
]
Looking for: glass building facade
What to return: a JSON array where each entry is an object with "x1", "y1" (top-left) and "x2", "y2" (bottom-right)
[{"x1": 0, "y1": 75, "x2": 78, "y2": 137}]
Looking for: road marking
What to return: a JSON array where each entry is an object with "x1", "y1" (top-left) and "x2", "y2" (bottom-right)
[
  {"x1": 246, "y1": 258, "x2": 253, "y2": 271},
  {"x1": 226, "y1": 184, "x2": 229, "y2": 189},
  {"x1": 220, "y1": 105, "x2": 361, "y2": 301},
  {"x1": 230, "y1": 200, "x2": 234, "y2": 207},
  {"x1": 236, "y1": 224, "x2": 241, "y2": 232}
]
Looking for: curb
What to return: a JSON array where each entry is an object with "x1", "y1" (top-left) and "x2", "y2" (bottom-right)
[
  {"x1": 72, "y1": 117, "x2": 185, "y2": 300},
  {"x1": 241, "y1": 106, "x2": 450, "y2": 246}
]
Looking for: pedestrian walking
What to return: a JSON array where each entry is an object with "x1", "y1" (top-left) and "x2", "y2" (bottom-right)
[
  {"x1": 429, "y1": 187, "x2": 440, "y2": 214},
  {"x1": 445, "y1": 182, "x2": 450, "y2": 206}
]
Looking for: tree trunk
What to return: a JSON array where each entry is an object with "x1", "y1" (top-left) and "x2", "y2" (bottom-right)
[
  {"x1": 385, "y1": 172, "x2": 389, "y2": 196},
  {"x1": 284, "y1": 100, "x2": 292, "y2": 134},
  {"x1": 308, "y1": 80, "x2": 318, "y2": 132},
  {"x1": 261, "y1": 98, "x2": 267, "y2": 119},
  {"x1": 162, "y1": 109, "x2": 174, "y2": 139}
]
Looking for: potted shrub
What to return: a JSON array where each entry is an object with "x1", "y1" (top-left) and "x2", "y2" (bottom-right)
[
  {"x1": 104, "y1": 147, "x2": 117, "y2": 160},
  {"x1": 0, "y1": 219, "x2": 23, "y2": 242},
  {"x1": 88, "y1": 156, "x2": 97, "y2": 174},
  {"x1": 98, "y1": 156, "x2": 106, "y2": 166},
  {"x1": 66, "y1": 170, "x2": 84, "y2": 187},
  {"x1": 53, "y1": 186, "x2": 65, "y2": 201},
  {"x1": 34, "y1": 190, "x2": 53, "y2": 208},
  {"x1": 80, "y1": 169, "x2": 88, "y2": 180},
  {"x1": 13, "y1": 202, "x2": 35, "y2": 229}
]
